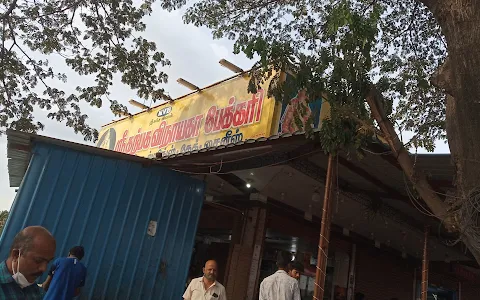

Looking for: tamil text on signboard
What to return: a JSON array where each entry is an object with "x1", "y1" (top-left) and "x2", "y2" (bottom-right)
[{"x1": 96, "y1": 75, "x2": 277, "y2": 158}]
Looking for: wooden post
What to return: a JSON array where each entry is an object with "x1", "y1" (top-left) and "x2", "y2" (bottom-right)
[
  {"x1": 421, "y1": 226, "x2": 430, "y2": 300},
  {"x1": 346, "y1": 244, "x2": 357, "y2": 300},
  {"x1": 225, "y1": 206, "x2": 267, "y2": 300},
  {"x1": 313, "y1": 154, "x2": 336, "y2": 300},
  {"x1": 412, "y1": 267, "x2": 417, "y2": 300},
  {"x1": 458, "y1": 281, "x2": 462, "y2": 300}
]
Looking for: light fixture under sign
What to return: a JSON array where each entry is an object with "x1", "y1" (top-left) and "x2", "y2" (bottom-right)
[
  {"x1": 177, "y1": 78, "x2": 200, "y2": 91},
  {"x1": 129, "y1": 99, "x2": 149, "y2": 110},
  {"x1": 219, "y1": 59, "x2": 244, "y2": 73},
  {"x1": 246, "y1": 183, "x2": 252, "y2": 188}
]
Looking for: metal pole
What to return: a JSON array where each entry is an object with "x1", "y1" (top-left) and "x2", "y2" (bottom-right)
[
  {"x1": 313, "y1": 154, "x2": 336, "y2": 300},
  {"x1": 421, "y1": 226, "x2": 430, "y2": 300}
]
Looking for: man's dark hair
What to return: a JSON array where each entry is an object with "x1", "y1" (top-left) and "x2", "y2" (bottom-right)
[
  {"x1": 289, "y1": 261, "x2": 304, "y2": 273},
  {"x1": 69, "y1": 246, "x2": 85, "y2": 260},
  {"x1": 276, "y1": 250, "x2": 292, "y2": 269},
  {"x1": 9, "y1": 231, "x2": 34, "y2": 254}
]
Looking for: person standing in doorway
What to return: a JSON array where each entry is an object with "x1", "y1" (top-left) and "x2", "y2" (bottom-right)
[
  {"x1": 183, "y1": 259, "x2": 227, "y2": 300},
  {"x1": 287, "y1": 261, "x2": 304, "y2": 280},
  {"x1": 259, "y1": 251, "x2": 301, "y2": 300},
  {"x1": 0, "y1": 226, "x2": 56, "y2": 299},
  {"x1": 43, "y1": 246, "x2": 87, "y2": 300}
]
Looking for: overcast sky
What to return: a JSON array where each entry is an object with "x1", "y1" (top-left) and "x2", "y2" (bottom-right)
[{"x1": 0, "y1": 5, "x2": 450, "y2": 211}]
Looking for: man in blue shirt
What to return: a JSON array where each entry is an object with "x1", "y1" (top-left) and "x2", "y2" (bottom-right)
[{"x1": 43, "y1": 246, "x2": 87, "y2": 300}]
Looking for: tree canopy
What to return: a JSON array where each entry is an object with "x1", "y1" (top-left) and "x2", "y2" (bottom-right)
[
  {"x1": 167, "y1": 0, "x2": 445, "y2": 153},
  {"x1": 2, "y1": 0, "x2": 480, "y2": 263},
  {"x1": 0, "y1": 0, "x2": 172, "y2": 140},
  {"x1": 158, "y1": 0, "x2": 480, "y2": 262},
  {"x1": 0, "y1": 210, "x2": 8, "y2": 235}
]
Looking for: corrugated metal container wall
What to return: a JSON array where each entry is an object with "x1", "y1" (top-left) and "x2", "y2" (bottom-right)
[{"x1": 0, "y1": 142, "x2": 205, "y2": 300}]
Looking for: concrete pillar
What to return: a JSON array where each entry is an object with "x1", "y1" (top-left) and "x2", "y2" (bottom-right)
[{"x1": 224, "y1": 206, "x2": 267, "y2": 300}]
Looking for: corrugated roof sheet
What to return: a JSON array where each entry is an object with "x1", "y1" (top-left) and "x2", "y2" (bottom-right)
[{"x1": 6, "y1": 129, "x2": 166, "y2": 187}]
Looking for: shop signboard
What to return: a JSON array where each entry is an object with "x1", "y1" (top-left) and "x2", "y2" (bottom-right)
[
  {"x1": 96, "y1": 75, "x2": 277, "y2": 158},
  {"x1": 276, "y1": 74, "x2": 331, "y2": 134}
]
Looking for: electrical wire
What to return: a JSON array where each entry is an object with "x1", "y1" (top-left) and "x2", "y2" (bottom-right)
[
  {"x1": 403, "y1": 173, "x2": 438, "y2": 218},
  {"x1": 361, "y1": 147, "x2": 392, "y2": 156},
  {"x1": 170, "y1": 149, "x2": 323, "y2": 175},
  {"x1": 162, "y1": 150, "x2": 277, "y2": 167}
]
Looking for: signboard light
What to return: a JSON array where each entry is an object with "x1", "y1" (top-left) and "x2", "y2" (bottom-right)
[
  {"x1": 219, "y1": 59, "x2": 244, "y2": 73},
  {"x1": 129, "y1": 99, "x2": 149, "y2": 110},
  {"x1": 177, "y1": 78, "x2": 200, "y2": 91}
]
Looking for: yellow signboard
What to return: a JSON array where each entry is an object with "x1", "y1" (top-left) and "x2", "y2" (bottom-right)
[{"x1": 96, "y1": 75, "x2": 277, "y2": 158}]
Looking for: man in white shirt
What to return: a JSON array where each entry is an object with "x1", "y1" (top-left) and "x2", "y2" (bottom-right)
[
  {"x1": 183, "y1": 260, "x2": 227, "y2": 300},
  {"x1": 259, "y1": 251, "x2": 301, "y2": 300}
]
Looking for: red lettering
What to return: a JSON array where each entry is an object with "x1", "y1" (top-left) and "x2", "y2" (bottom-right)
[
  {"x1": 194, "y1": 115, "x2": 203, "y2": 137},
  {"x1": 205, "y1": 106, "x2": 216, "y2": 134},
  {"x1": 255, "y1": 90, "x2": 264, "y2": 122}
]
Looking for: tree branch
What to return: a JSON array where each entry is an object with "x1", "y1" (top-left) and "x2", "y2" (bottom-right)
[
  {"x1": 35, "y1": 0, "x2": 83, "y2": 18},
  {"x1": 0, "y1": 0, "x2": 17, "y2": 20},
  {"x1": 1, "y1": 19, "x2": 7, "y2": 62},
  {"x1": 9, "y1": 21, "x2": 50, "y2": 89},
  {"x1": 365, "y1": 84, "x2": 453, "y2": 227}
]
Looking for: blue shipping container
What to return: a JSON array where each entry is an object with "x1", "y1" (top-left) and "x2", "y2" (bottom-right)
[{"x1": 0, "y1": 141, "x2": 205, "y2": 299}]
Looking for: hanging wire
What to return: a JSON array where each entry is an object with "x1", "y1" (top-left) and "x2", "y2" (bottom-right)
[
  {"x1": 360, "y1": 147, "x2": 392, "y2": 155},
  {"x1": 169, "y1": 149, "x2": 322, "y2": 175},
  {"x1": 444, "y1": 188, "x2": 480, "y2": 252},
  {"x1": 403, "y1": 173, "x2": 438, "y2": 218}
]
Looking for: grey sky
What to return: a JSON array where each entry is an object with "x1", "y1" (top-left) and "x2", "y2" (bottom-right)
[{"x1": 0, "y1": 5, "x2": 450, "y2": 211}]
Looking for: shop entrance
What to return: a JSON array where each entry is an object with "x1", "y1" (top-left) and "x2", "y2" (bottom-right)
[{"x1": 259, "y1": 230, "x2": 350, "y2": 300}]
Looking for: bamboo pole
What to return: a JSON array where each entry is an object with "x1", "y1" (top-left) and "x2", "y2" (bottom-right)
[
  {"x1": 421, "y1": 226, "x2": 430, "y2": 300},
  {"x1": 313, "y1": 154, "x2": 336, "y2": 300}
]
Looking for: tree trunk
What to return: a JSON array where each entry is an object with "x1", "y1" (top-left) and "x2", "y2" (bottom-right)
[
  {"x1": 427, "y1": 0, "x2": 480, "y2": 195},
  {"x1": 433, "y1": 0, "x2": 480, "y2": 264},
  {"x1": 366, "y1": 87, "x2": 449, "y2": 220},
  {"x1": 368, "y1": 0, "x2": 480, "y2": 264},
  {"x1": 366, "y1": 84, "x2": 480, "y2": 264}
]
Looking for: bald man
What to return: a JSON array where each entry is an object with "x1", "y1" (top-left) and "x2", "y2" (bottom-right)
[
  {"x1": 183, "y1": 260, "x2": 227, "y2": 300},
  {"x1": 0, "y1": 226, "x2": 56, "y2": 299}
]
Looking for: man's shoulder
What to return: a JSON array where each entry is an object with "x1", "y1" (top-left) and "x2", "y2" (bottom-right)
[
  {"x1": 0, "y1": 261, "x2": 12, "y2": 284},
  {"x1": 264, "y1": 271, "x2": 296, "y2": 284},
  {"x1": 187, "y1": 277, "x2": 202, "y2": 288},
  {"x1": 260, "y1": 272, "x2": 278, "y2": 285},
  {"x1": 215, "y1": 280, "x2": 226, "y2": 290},
  {"x1": 54, "y1": 257, "x2": 67, "y2": 264}
]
